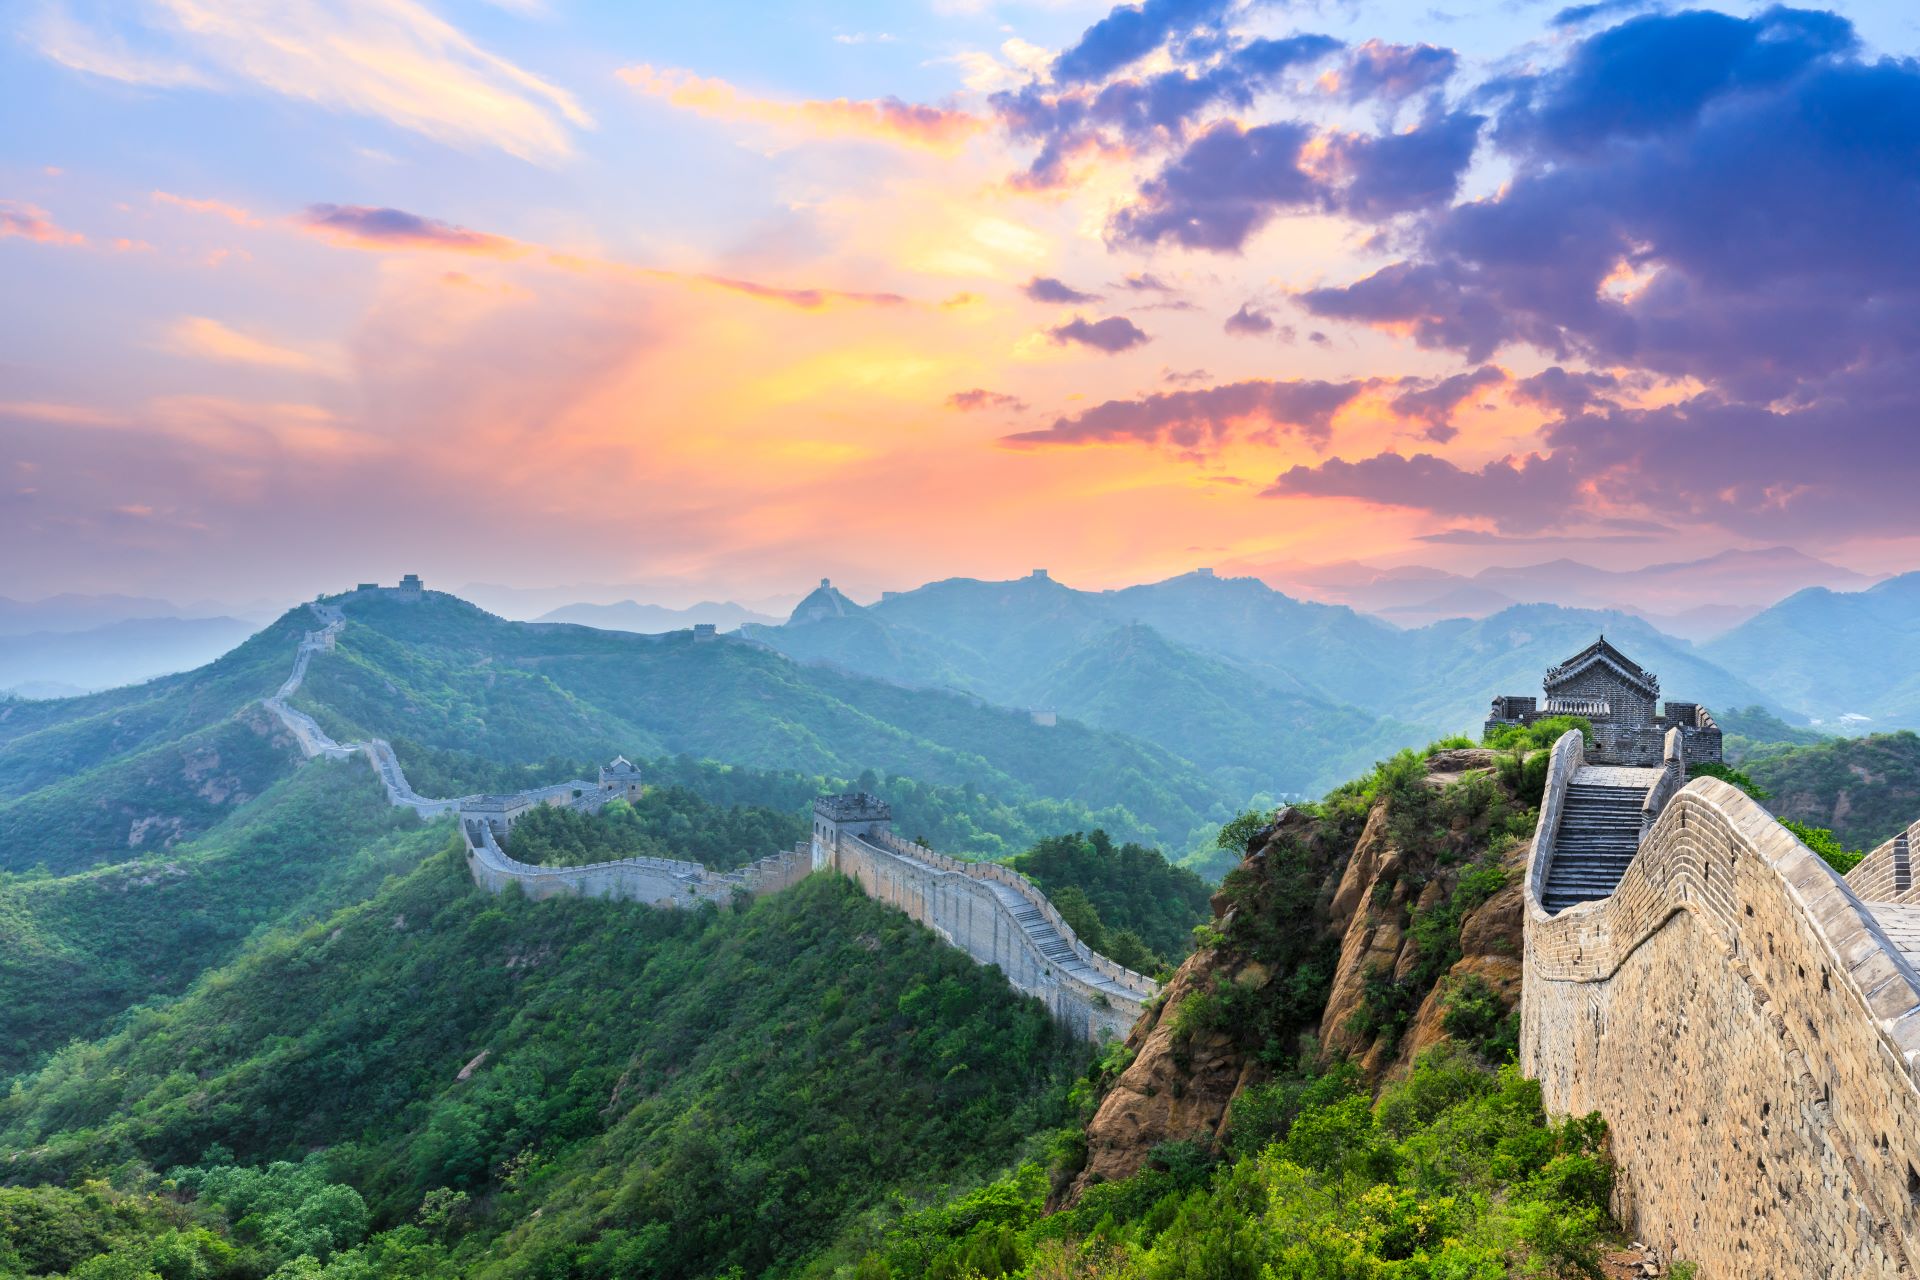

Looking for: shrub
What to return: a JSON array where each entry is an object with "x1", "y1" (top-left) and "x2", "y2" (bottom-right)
[
  {"x1": 1780, "y1": 817, "x2": 1863, "y2": 874},
  {"x1": 1440, "y1": 975, "x2": 1519, "y2": 1064},
  {"x1": 1689, "y1": 760, "x2": 1769, "y2": 800},
  {"x1": 1484, "y1": 716, "x2": 1592, "y2": 753}
]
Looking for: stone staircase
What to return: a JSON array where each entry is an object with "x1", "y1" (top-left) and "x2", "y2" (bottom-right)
[
  {"x1": 1543, "y1": 767, "x2": 1660, "y2": 914},
  {"x1": 981, "y1": 878, "x2": 1135, "y2": 1000}
]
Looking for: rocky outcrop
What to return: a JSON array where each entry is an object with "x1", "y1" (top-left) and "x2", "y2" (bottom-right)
[
  {"x1": 1064, "y1": 942, "x2": 1263, "y2": 1198},
  {"x1": 1064, "y1": 748, "x2": 1535, "y2": 1201}
]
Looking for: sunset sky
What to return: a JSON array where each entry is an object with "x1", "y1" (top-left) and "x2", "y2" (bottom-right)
[{"x1": 4, "y1": 0, "x2": 1919, "y2": 608}]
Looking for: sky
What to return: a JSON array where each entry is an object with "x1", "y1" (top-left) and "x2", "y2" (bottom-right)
[{"x1": 3, "y1": 0, "x2": 1919, "y2": 609}]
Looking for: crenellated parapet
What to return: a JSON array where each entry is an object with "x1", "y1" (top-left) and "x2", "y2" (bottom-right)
[
  {"x1": 1850, "y1": 822, "x2": 1919, "y2": 904},
  {"x1": 1524, "y1": 728, "x2": 1920, "y2": 1276},
  {"x1": 812, "y1": 812, "x2": 1156, "y2": 1041}
]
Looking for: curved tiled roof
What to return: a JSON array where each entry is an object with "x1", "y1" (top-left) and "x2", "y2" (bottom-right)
[{"x1": 1542, "y1": 634, "x2": 1659, "y2": 699}]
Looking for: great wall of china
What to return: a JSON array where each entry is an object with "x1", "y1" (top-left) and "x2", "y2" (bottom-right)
[
  {"x1": 271, "y1": 592, "x2": 1920, "y2": 1269},
  {"x1": 1524, "y1": 726, "x2": 1920, "y2": 1276},
  {"x1": 262, "y1": 599, "x2": 1155, "y2": 1043}
]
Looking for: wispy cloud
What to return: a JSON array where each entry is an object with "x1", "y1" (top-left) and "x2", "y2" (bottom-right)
[
  {"x1": 618, "y1": 63, "x2": 980, "y2": 152},
  {"x1": 152, "y1": 190, "x2": 262, "y2": 227},
  {"x1": 31, "y1": 0, "x2": 593, "y2": 163},
  {"x1": 0, "y1": 200, "x2": 86, "y2": 246},
  {"x1": 298, "y1": 203, "x2": 523, "y2": 256},
  {"x1": 293, "y1": 201, "x2": 907, "y2": 312},
  {"x1": 162, "y1": 316, "x2": 331, "y2": 372}
]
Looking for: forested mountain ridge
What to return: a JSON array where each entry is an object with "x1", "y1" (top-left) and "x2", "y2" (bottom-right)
[
  {"x1": 745, "y1": 571, "x2": 1790, "y2": 795},
  {"x1": 289, "y1": 590, "x2": 1236, "y2": 851},
  {"x1": 1705, "y1": 572, "x2": 1920, "y2": 729},
  {"x1": 0, "y1": 726, "x2": 1651, "y2": 1279},
  {"x1": 0, "y1": 613, "x2": 317, "y2": 874},
  {"x1": 0, "y1": 851, "x2": 1090, "y2": 1279}
]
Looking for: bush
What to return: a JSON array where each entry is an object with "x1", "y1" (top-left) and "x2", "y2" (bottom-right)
[
  {"x1": 863, "y1": 1049, "x2": 1627, "y2": 1280},
  {"x1": 1689, "y1": 761, "x2": 1769, "y2": 800},
  {"x1": 1440, "y1": 975, "x2": 1520, "y2": 1064},
  {"x1": 1484, "y1": 716, "x2": 1592, "y2": 753},
  {"x1": 1780, "y1": 817, "x2": 1863, "y2": 874}
]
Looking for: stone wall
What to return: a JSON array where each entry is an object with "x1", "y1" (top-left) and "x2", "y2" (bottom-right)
[
  {"x1": 1850, "y1": 824, "x2": 1918, "y2": 904},
  {"x1": 820, "y1": 826, "x2": 1154, "y2": 1041},
  {"x1": 464, "y1": 819, "x2": 812, "y2": 907},
  {"x1": 1524, "y1": 750, "x2": 1920, "y2": 1275}
]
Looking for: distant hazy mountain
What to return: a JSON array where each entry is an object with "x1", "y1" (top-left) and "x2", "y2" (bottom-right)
[
  {"x1": 0, "y1": 616, "x2": 258, "y2": 695},
  {"x1": 744, "y1": 569, "x2": 1782, "y2": 793},
  {"x1": 0, "y1": 593, "x2": 190, "y2": 635},
  {"x1": 464, "y1": 580, "x2": 800, "y2": 621},
  {"x1": 534, "y1": 599, "x2": 779, "y2": 632},
  {"x1": 1243, "y1": 547, "x2": 1875, "y2": 633},
  {"x1": 1704, "y1": 573, "x2": 1920, "y2": 729}
]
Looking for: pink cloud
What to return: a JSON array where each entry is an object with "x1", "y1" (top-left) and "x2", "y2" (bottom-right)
[{"x1": 0, "y1": 200, "x2": 85, "y2": 246}]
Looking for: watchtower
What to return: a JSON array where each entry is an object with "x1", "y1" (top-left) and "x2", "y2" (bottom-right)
[
  {"x1": 811, "y1": 792, "x2": 892, "y2": 871},
  {"x1": 599, "y1": 755, "x2": 644, "y2": 802},
  {"x1": 1485, "y1": 635, "x2": 1722, "y2": 765}
]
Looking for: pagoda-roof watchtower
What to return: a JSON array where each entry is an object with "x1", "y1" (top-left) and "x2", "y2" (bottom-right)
[{"x1": 1487, "y1": 635, "x2": 1721, "y2": 766}]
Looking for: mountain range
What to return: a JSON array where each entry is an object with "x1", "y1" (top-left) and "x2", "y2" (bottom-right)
[
  {"x1": 532, "y1": 599, "x2": 779, "y2": 632},
  {"x1": 1240, "y1": 546, "x2": 1877, "y2": 637},
  {"x1": 742, "y1": 569, "x2": 1787, "y2": 792},
  {"x1": 0, "y1": 615, "x2": 259, "y2": 697}
]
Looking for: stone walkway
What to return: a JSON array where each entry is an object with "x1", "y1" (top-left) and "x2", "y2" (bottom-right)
[
  {"x1": 1867, "y1": 902, "x2": 1920, "y2": 971},
  {"x1": 1573, "y1": 765, "x2": 1665, "y2": 789},
  {"x1": 981, "y1": 877, "x2": 1142, "y2": 1002}
]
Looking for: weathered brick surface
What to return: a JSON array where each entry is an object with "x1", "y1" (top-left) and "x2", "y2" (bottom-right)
[
  {"x1": 1850, "y1": 824, "x2": 1918, "y2": 904},
  {"x1": 821, "y1": 825, "x2": 1154, "y2": 1041},
  {"x1": 1525, "y1": 733, "x2": 1920, "y2": 1276}
]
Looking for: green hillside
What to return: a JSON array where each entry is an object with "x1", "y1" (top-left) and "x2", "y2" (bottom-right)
[
  {"x1": 1032, "y1": 623, "x2": 1416, "y2": 797},
  {"x1": 0, "y1": 761, "x2": 430, "y2": 1076},
  {"x1": 1744, "y1": 731, "x2": 1920, "y2": 851},
  {"x1": 0, "y1": 856, "x2": 1086, "y2": 1279},
  {"x1": 293, "y1": 592, "x2": 1230, "y2": 851},
  {"x1": 0, "y1": 614, "x2": 309, "y2": 874}
]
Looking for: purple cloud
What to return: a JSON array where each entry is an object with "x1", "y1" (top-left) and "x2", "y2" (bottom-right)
[
  {"x1": 1223, "y1": 303, "x2": 1278, "y2": 336},
  {"x1": 1388, "y1": 365, "x2": 1507, "y2": 441},
  {"x1": 1108, "y1": 120, "x2": 1319, "y2": 251},
  {"x1": 1328, "y1": 110, "x2": 1483, "y2": 220},
  {"x1": 1512, "y1": 366, "x2": 1621, "y2": 415},
  {"x1": 1265, "y1": 450, "x2": 1581, "y2": 530},
  {"x1": 948, "y1": 388, "x2": 1029, "y2": 412},
  {"x1": 299, "y1": 204, "x2": 515, "y2": 254},
  {"x1": 1339, "y1": 40, "x2": 1459, "y2": 102},
  {"x1": 1006, "y1": 377, "x2": 1367, "y2": 452},
  {"x1": 1024, "y1": 276, "x2": 1102, "y2": 304},
  {"x1": 1052, "y1": 0, "x2": 1235, "y2": 85},
  {"x1": 1048, "y1": 314, "x2": 1152, "y2": 353},
  {"x1": 993, "y1": 26, "x2": 1340, "y2": 188},
  {"x1": 1302, "y1": 8, "x2": 1909, "y2": 401},
  {"x1": 1108, "y1": 107, "x2": 1481, "y2": 251},
  {"x1": 1267, "y1": 365, "x2": 1920, "y2": 540}
]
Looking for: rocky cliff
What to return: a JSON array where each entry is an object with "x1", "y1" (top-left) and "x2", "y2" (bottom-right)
[{"x1": 1063, "y1": 747, "x2": 1535, "y2": 1201}]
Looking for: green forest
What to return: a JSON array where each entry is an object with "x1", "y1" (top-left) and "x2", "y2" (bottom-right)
[
  {"x1": 503, "y1": 789, "x2": 808, "y2": 871},
  {"x1": 1007, "y1": 830, "x2": 1213, "y2": 975},
  {"x1": 0, "y1": 859, "x2": 1088, "y2": 1279},
  {"x1": 7, "y1": 584, "x2": 1915, "y2": 1280}
]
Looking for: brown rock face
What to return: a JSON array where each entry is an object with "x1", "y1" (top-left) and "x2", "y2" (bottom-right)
[
  {"x1": 1059, "y1": 751, "x2": 1535, "y2": 1204},
  {"x1": 1062, "y1": 945, "x2": 1264, "y2": 1201}
]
